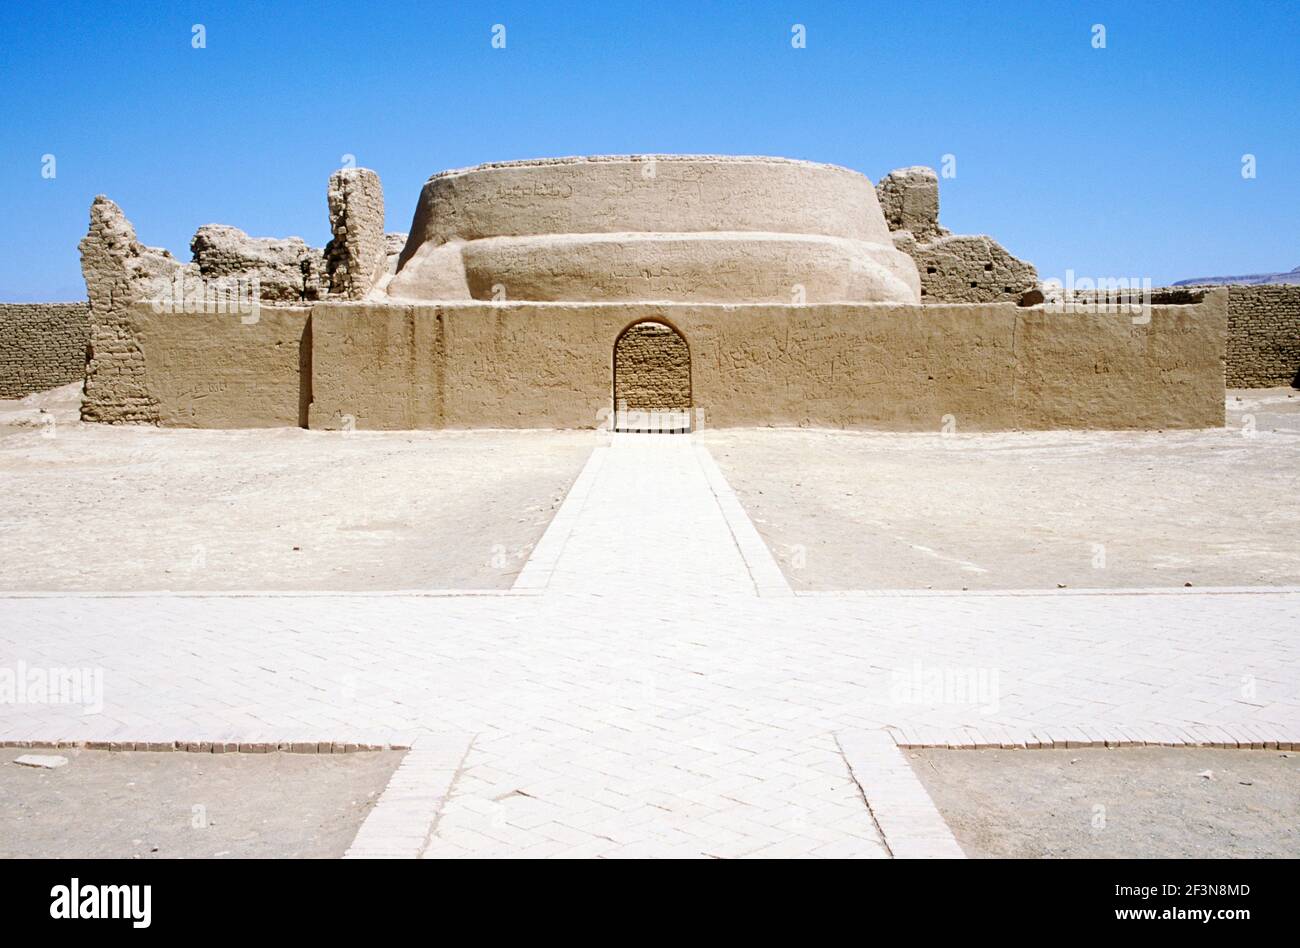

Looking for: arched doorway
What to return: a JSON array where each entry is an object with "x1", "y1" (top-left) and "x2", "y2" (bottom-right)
[{"x1": 612, "y1": 321, "x2": 691, "y2": 433}]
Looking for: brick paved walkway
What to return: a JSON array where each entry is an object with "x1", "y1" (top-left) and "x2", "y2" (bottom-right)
[{"x1": 3, "y1": 434, "x2": 1298, "y2": 857}]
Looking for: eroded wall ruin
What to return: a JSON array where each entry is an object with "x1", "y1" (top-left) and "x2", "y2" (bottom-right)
[
  {"x1": 877, "y1": 166, "x2": 1038, "y2": 304},
  {"x1": 79, "y1": 195, "x2": 186, "y2": 423},
  {"x1": 73, "y1": 169, "x2": 399, "y2": 421},
  {"x1": 190, "y1": 225, "x2": 326, "y2": 303}
]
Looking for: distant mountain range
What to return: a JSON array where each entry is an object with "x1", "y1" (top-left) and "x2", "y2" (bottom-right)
[{"x1": 1173, "y1": 265, "x2": 1300, "y2": 286}]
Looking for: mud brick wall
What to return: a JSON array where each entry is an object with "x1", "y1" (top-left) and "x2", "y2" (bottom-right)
[
  {"x1": 302, "y1": 295, "x2": 1225, "y2": 432},
  {"x1": 1136, "y1": 285, "x2": 1297, "y2": 388},
  {"x1": 0, "y1": 302, "x2": 89, "y2": 398},
  {"x1": 909, "y1": 234, "x2": 1038, "y2": 304},
  {"x1": 1221, "y1": 285, "x2": 1300, "y2": 387},
  {"x1": 613, "y1": 322, "x2": 691, "y2": 411}
]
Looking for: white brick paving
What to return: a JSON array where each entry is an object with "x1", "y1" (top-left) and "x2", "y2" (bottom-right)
[{"x1": 2, "y1": 432, "x2": 1298, "y2": 857}]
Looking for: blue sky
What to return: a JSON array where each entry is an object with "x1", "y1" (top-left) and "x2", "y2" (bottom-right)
[{"x1": 1, "y1": 0, "x2": 1296, "y2": 300}]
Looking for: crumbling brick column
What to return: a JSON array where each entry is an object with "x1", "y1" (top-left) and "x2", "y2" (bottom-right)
[
  {"x1": 325, "y1": 168, "x2": 387, "y2": 300},
  {"x1": 78, "y1": 196, "x2": 186, "y2": 423},
  {"x1": 876, "y1": 166, "x2": 945, "y2": 242}
]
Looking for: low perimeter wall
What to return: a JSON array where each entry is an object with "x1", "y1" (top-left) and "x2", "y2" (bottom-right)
[
  {"x1": 104, "y1": 294, "x2": 1227, "y2": 431},
  {"x1": 1069, "y1": 284, "x2": 1298, "y2": 389},
  {"x1": 0, "y1": 303, "x2": 89, "y2": 398}
]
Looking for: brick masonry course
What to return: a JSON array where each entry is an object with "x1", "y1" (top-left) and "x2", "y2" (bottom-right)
[
  {"x1": 0, "y1": 303, "x2": 88, "y2": 398},
  {"x1": 1220, "y1": 284, "x2": 1300, "y2": 387},
  {"x1": 613, "y1": 321, "x2": 691, "y2": 413}
]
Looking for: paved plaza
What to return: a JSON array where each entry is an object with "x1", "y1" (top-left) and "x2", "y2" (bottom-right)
[{"x1": 2, "y1": 434, "x2": 1297, "y2": 857}]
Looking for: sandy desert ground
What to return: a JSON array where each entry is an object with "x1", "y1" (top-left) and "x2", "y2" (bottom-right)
[
  {"x1": 700, "y1": 389, "x2": 1300, "y2": 590},
  {"x1": 2, "y1": 385, "x2": 1297, "y2": 593},
  {"x1": 0, "y1": 385, "x2": 594, "y2": 592},
  {"x1": 0, "y1": 748, "x2": 402, "y2": 858},
  {"x1": 909, "y1": 746, "x2": 1300, "y2": 858}
]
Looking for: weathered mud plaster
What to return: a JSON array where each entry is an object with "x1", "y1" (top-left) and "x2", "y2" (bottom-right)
[
  {"x1": 386, "y1": 156, "x2": 922, "y2": 304},
  {"x1": 108, "y1": 293, "x2": 1224, "y2": 432},
  {"x1": 126, "y1": 304, "x2": 312, "y2": 428}
]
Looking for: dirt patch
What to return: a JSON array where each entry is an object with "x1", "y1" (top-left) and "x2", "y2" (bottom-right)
[
  {"x1": 0, "y1": 420, "x2": 594, "y2": 591},
  {"x1": 0, "y1": 747, "x2": 403, "y2": 858},
  {"x1": 699, "y1": 390, "x2": 1300, "y2": 590},
  {"x1": 908, "y1": 746, "x2": 1300, "y2": 858},
  {"x1": 0, "y1": 381, "x2": 81, "y2": 435}
]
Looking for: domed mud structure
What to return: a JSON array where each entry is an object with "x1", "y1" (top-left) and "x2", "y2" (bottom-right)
[{"x1": 385, "y1": 155, "x2": 921, "y2": 305}]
